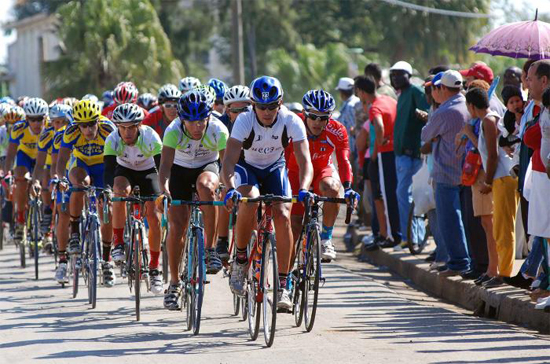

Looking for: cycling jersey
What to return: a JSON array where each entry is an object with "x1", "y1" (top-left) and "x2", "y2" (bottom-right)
[
  {"x1": 38, "y1": 126, "x2": 56, "y2": 166},
  {"x1": 104, "y1": 125, "x2": 162, "y2": 171},
  {"x1": 143, "y1": 106, "x2": 170, "y2": 138},
  {"x1": 285, "y1": 114, "x2": 352, "y2": 184},
  {"x1": 230, "y1": 105, "x2": 307, "y2": 169},
  {"x1": 163, "y1": 116, "x2": 228, "y2": 168},
  {"x1": 51, "y1": 125, "x2": 67, "y2": 155},
  {"x1": 9, "y1": 120, "x2": 42, "y2": 158},
  {"x1": 0, "y1": 125, "x2": 8, "y2": 157},
  {"x1": 61, "y1": 121, "x2": 114, "y2": 166}
]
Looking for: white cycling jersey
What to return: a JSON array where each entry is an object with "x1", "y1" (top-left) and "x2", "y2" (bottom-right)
[
  {"x1": 230, "y1": 105, "x2": 307, "y2": 169},
  {"x1": 104, "y1": 125, "x2": 162, "y2": 171},
  {"x1": 163, "y1": 116, "x2": 228, "y2": 168}
]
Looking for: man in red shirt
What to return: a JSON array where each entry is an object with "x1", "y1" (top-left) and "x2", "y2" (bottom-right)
[
  {"x1": 286, "y1": 90, "x2": 356, "y2": 261},
  {"x1": 355, "y1": 75, "x2": 401, "y2": 249},
  {"x1": 143, "y1": 83, "x2": 181, "y2": 138}
]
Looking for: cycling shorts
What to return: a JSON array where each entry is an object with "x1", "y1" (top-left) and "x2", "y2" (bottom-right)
[
  {"x1": 289, "y1": 165, "x2": 337, "y2": 215},
  {"x1": 15, "y1": 150, "x2": 36, "y2": 173},
  {"x1": 71, "y1": 158, "x2": 105, "y2": 189},
  {"x1": 169, "y1": 161, "x2": 220, "y2": 201},
  {"x1": 114, "y1": 165, "x2": 161, "y2": 197},
  {"x1": 234, "y1": 159, "x2": 290, "y2": 197}
]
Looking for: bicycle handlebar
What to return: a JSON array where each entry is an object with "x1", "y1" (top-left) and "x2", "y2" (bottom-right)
[{"x1": 171, "y1": 200, "x2": 225, "y2": 206}]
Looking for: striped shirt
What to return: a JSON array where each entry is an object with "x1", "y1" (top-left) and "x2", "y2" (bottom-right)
[{"x1": 421, "y1": 93, "x2": 469, "y2": 185}]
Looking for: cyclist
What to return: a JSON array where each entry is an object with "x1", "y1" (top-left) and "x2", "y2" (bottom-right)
[
  {"x1": 104, "y1": 103, "x2": 164, "y2": 295},
  {"x1": 159, "y1": 89, "x2": 229, "y2": 310},
  {"x1": 137, "y1": 93, "x2": 158, "y2": 111},
  {"x1": 102, "y1": 90, "x2": 114, "y2": 109},
  {"x1": 207, "y1": 78, "x2": 228, "y2": 117},
  {"x1": 142, "y1": 84, "x2": 181, "y2": 138},
  {"x1": 32, "y1": 104, "x2": 72, "y2": 251},
  {"x1": 56, "y1": 100, "x2": 116, "y2": 287},
  {"x1": 286, "y1": 90, "x2": 357, "y2": 262},
  {"x1": 102, "y1": 82, "x2": 148, "y2": 119},
  {"x1": 179, "y1": 76, "x2": 201, "y2": 93},
  {"x1": 222, "y1": 76, "x2": 313, "y2": 310},
  {"x1": 215, "y1": 85, "x2": 251, "y2": 262},
  {"x1": 4, "y1": 98, "x2": 48, "y2": 243}
]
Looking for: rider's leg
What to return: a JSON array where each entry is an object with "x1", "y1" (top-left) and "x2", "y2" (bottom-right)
[
  {"x1": 13, "y1": 165, "x2": 29, "y2": 225},
  {"x1": 167, "y1": 205, "x2": 190, "y2": 285},
  {"x1": 318, "y1": 176, "x2": 341, "y2": 238},
  {"x1": 272, "y1": 202, "x2": 293, "y2": 275},
  {"x1": 68, "y1": 166, "x2": 88, "y2": 233},
  {"x1": 145, "y1": 200, "x2": 161, "y2": 267},
  {"x1": 112, "y1": 175, "x2": 130, "y2": 256},
  {"x1": 196, "y1": 171, "x2": 219, "y2": 249}
]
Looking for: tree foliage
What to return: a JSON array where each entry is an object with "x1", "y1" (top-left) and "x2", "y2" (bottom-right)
[{"x1": 43, "y1": 0, "x2": 183, "y2": 99}]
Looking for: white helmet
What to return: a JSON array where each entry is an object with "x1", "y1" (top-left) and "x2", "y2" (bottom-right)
[
  {"x1": 112, "y1": 103, "x2": 145, "y2": 124},
  {"x1": 24, "y1": 97, "x2": 49, "y2": 117},
  {"x1": 82, "y1": 94, "x2": 99, "y2": 103},
  {"x1": 179, "y1": 76, "x2": 201, "y2": 93},
  {"x1": 223, "y1": 85, "x2": 251, "y2": 106}
]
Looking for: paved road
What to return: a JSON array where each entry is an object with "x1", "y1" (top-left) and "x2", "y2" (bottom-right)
[{"x1": 1, "y1": 221, "x2": 550, "y2": 364}]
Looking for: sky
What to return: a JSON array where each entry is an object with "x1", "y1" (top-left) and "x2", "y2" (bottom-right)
[{"x1": 1, "y1": 0, "x2": 550, "y2": 64}]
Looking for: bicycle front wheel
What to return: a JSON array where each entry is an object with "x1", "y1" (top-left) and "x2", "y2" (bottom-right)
[
  {"x1": 89, "y1": 228, "x2": 99, "y2": 309},
  {"x1": 71, "y1": 254, "x2": 79, "y2": 298},
  {"x1": 134, "y1": 223, "x2": 142, "y2": 321},
  {"x1": 293, "y1": 232, "x2": 305, "y2": 327},
  {"x1": 247, "y1": 231, "x2": 260, "y2": 340},
  {"x1": 303, "y1": 225, "x2": 321, "y2": 332},
  {"x1": 192, "y1": 228, "x2": 205, "y2": 335},
  {"x1": 262, "y1": 234, "x2": 278, "y2": 347},
  {"x1": 33, "y1": 204, "x2": 40, "y2": 280}
]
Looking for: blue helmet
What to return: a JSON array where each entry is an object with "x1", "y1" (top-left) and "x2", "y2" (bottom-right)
[
  {"x1": 177, "y1": 90, "x2": 214, "y2": 121},
  {"x1": 249, "y1": 76, "x2": 283, "y2": 104},
  {"x1": 102, "y1": 90, "x2": 114, "y2": 106},
  {"x1": 49, "y1": 104, "x2": 73, "y2": 122},
  {"x1": 302, "y1": 90, "x2": 336, "y2": 113},
  {"x1": 207, "y1": 78, "x2": 228, "y2": 100}
]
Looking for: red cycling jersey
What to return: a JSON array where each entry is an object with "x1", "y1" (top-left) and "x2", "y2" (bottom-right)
[
  {"x1": 285, "y1": 113, "x2": 353, "y2": 185},
  {"x1": 102, "y1": 103, "x2": 150, "y2": 121},
  {"x1": 142, "y1": 106, "x2": 170, "y2": 138}
]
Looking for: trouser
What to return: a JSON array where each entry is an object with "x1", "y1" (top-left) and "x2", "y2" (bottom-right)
[
  {"x1": 427, "y1": 208, "x2": 448, "y2": 263},
  {"x1": 395, "y1": 155, "x2": 423, "y2": 243},
  {"x1": 492, "y1": 176, "x2": 519, "y2": 277},
  {"x1": 521, "y1": 236, "x2": 544, "y2": 278},
  {"x1": 460, "y1": 186, "x2": 488, "y2": 273},
  {"x1": 434, "y1": 182, "x2": 470, "y2": 272},
  {"x1": 378, "y1": 151, "x2": 401, "y2": 243}
]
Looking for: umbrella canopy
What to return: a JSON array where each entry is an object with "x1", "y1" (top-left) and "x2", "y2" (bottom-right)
[{"x1": 470, "y1": 12, "x2": 550, "y2": 60}]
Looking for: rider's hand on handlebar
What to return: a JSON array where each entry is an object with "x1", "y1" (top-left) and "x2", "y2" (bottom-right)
[
  {"x1": 59, "y1": 177, "x2": 70, "y2": 192},
  {"x1": 298, "y1": 189, "x2": 313, "y2": 205},
  {"x1": 224, "y1": 188, "x2": 241, "y2": 211},
  {"x1": 344, "y1": 188, "x2": 360, "y2": 209},
  {"x1": 155, "y1": 192, "x2": 172, "y2": 211}
]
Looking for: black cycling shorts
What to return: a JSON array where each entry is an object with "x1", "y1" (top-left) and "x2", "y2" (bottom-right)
[
  {"x1": 114, "y1": 165, "x2": 161, "y2": 197},
  {"x1": 169, "y1": 161, "x2": 220, "y2": 200}
]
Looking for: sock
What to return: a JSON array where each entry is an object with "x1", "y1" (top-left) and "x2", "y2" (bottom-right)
[
  {"x1": 279, "y1": 273, "x2": 288, "y2": 289},
  {"x1": 70, "y1": 216, "x2": 80, "y2": 235},
  {"x1": 149, "y1": 250, "x2": 160, "y2": 269},
  {"x1": 102, "y1": 242, "x2": 111, "y2": 262},
  {"x1": 59, "y1": 250, "x2": 67, "y2": 263},
  {"x1": 236, "y1": 247, "x2": 247, "y2": 264},
  {"x1": 17, "y1": 211, "x2": 25, "y2": 224},
  {"x1": 320, "y1": 225, "x2": 334, "y2": 241},
  {"x1": 113, "y1": 228, "x2": 124, "y2": 246}
]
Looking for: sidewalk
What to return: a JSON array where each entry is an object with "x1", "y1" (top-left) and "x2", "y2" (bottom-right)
[{"x1": 347, "y1": 226, "x2": 550, "y2": 334}]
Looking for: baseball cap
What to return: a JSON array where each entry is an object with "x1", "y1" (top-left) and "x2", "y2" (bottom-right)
[
  {"x1": 434, "y1": 70, "x2": 463, "y2": 88},
  {"x1": 335, "y1": 77, "x2": 354, "y2": 91},
  {"x1": 390, "y1": 61, "x2": 413, "y2": 75},
  {"x1": 425, "y1": 72, "x2": 444, "y2": 87},
  {"x1": 460, "y1": 64, "x2": 494, "y2": 84}
]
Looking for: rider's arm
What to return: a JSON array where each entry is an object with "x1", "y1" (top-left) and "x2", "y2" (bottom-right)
[
  {"x1": 50, "y1": 152, "x2": 59, "y2": 180},
  {"x1": 221, "y1": 137, "x2": 242, "y2": 189},
  {"x1": 158, "y1": 146, "x2": 175, "y2": 195},
  {"x1": 32, "y1": 150, "x2": 47, "y2": 183},
  {"x1": 56, "y1": 147, "x2": 71, "y2": 178},
  {"x1": 154, "y1": 154, "x2": 161, "y2": 170},
  {"x1": 103, "y1": 155, "x2": 117, "y2": 188},
  {"x1": 293, "y1": 139, "x2": 313, "y2": 191},
  {"x1": 4, "y1": 142, "x2": 17, "y2": 174}
]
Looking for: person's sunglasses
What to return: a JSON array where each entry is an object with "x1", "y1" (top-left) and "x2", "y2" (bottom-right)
[
  {"x1": 228, "y1": 106, "x2": 249, "y2": 114},
  {"x1": 306, "y1": 112, "x2": 330, "y2": 121},
  {"x1": 255, "y1": 102, "x2": 279, "y2": 111},
  {"x1": 163, "y1": 103, "x2": 178, "y2": 109},
  {"x1": 78, "y1": 120, "x2": 98, "y2": 129},
  {"x1": 27, "y1": 116, "x2": 44, "y2": 123}
]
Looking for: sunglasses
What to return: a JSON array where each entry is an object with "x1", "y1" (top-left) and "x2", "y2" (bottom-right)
[
  {"x1": 163, "y1": 103, "x2": 178, "y2": 109},
  {"x1": 78, "y1": 120, "x2": 98, "y2": 129},
  {"x1": 255, "y1": 102, "x2": 279, "y2": 111},
  {"x1": 228, "y1": 106, "x2": 249, "y2": 114},
  {"x1": 306, "y1": 112, "x2": 330, "y2": 121},
  {"x1": 27, "y1": 116, "x2": 44, "y2": 123}
]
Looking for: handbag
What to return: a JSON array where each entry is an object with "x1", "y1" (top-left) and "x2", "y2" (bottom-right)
[{"x1": 461, "y1": 150, "x2": 482, "y2": 186}]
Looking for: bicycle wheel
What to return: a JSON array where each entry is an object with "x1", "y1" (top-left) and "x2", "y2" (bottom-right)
[
  {"x1": 407, "y1": 202, "x2": 431, "y2": 255},
  {"x1": 71, "y1": 254, "x2": 79, "y2": 298},
  {"x1": 302, "y1": 225, "x2": 321, "y2": 332},
  {"x1": 133, "y1": 222, "x2": 142, "y2": 321},
  {"x1": 233, "y1": 292, "x2": 240, "y2": 316},
  {"x1": 293, "y1": 233, "x2": 305, "y2": 327},
  {"x1": 89, "y1": 226, "x2": 99, "y2": 309},
  {"x1": 183, "y1": 232, "x2": 193, "y2": 332},
  {"x1": 262, "y1": 234, "x2": 278, "y2": 347},
  {"x1": 19, "y1": 236, "x2": 26, "y2": 268},
  {"x1": 192, "y1": 228, "x2": 205, "y2": 335},
  {"x1": 161, "y1": 227, "x2": 168, "y2": 284},
  {"x1": 33, "y1": 203, "x2": 40, "y2": 280},
  {"x1": 246, "y1": 231, "x2": 260, "y2": 340}
]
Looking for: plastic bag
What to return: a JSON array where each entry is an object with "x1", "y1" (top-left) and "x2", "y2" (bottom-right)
[{"x1": 412, "y1": 160, "x2": 435, "y2": 215}]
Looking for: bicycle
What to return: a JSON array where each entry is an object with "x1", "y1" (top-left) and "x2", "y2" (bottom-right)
[
  {"x1": 163, "y1": 196, "x2": 224, "y2": 335},
  {"x1": 291, "y1": 194, "x2": 353, "y2": 332},
  {"x1": 160, "y1": 197, "x2": 169, "y2": 284},
  {"x1": 27, "y1": 185, "x2": 43, "y2": 281},
  {"x1": 109, "y1": 186, "x2": 155, "y2": 322},
  {"x1": 236, "y1": 194, "x2": 294, "y2": 347}
]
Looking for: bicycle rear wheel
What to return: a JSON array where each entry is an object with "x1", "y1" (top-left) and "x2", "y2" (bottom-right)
[
  {"x1": 233, "y1": 292, "x2": 240, "y2": 316},
  {"x1": 247, "y1": 231, "x2": 260, "y2": 340},
  {"x1": 303, "y1": 225, "x2": 321, "y2": 332},
  {"x1": 262, "y1": 234, "x2": 278, "y2": 347},
  {"x1": 134, "y1": 223, "x2": 142, "y2": 321},
  {"x1": 192, "y1": 228, "x2": 205, "y2": 335}
]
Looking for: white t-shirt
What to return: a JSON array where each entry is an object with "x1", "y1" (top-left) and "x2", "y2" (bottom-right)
[
  {"x1": 230, "y1": 105, "x2": 307, "y2": 169},
  {"x1": 163, "y1": 116, "x2": 228, "y2": 168},
  {"x1": 104, "y1": 125, "x2": 162, "y2": 171}
]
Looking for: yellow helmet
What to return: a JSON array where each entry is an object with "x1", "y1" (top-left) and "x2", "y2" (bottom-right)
[
  {"x1": 73, "y1": 100, "x2": 101, "y2": 123},
  {"x1": 2, "y1": 105, "x2": 26, "y2": 125}
]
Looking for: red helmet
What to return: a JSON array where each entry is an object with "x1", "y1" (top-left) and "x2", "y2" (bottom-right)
[{"x1": 114, "y1": 82, "x2": 139, "y2": 104}]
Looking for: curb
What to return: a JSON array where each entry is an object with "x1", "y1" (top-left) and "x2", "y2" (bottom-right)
[{"x1": 349, "y1": 227, "x2": 550, "y2": 334}]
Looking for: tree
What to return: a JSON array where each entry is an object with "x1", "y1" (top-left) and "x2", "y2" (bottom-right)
[{"x1": 43, "y1": 0, "x2": 183, "y2": 99}]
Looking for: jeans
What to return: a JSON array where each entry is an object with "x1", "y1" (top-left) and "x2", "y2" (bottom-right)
[
  {"x1": 434, "y1": 182, "x2": 471, "y2": 272},
  {"x1": 427, "y1": 208, "x2": 448, "y2": 263},
  {"x1": 379, "y1": 152, "x2": 401, "y2": 243},
  {"x1": 395, "y1": 155, "x2": 423, "y2": 243},
  {"x1": 521, "y1": 236, "x2": 544, "y2": 278}
]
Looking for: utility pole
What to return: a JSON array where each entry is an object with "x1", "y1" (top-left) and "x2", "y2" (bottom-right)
[{"x1": 231, "y1": 0, "x2": 244, "y2": 85}]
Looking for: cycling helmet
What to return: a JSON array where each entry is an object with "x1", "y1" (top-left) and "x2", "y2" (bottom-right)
[
  {"x1": 284, "y1": 102, "x2": 303, "y2": 113},
  {"x1": 0, "y1": 96, "x2": 15, "y2": 105},
  {"x1": 302, "y1": 89, "x2": 336, "y2": 113},
  {"x1": 207, "y1": 78, "x2": 228, "y2": 100},
  {"x1": 137, "y1": 93, "x2": 158, "y2": 111},
  {"x1": 24, "y1": 97, "x2": 49, "y2": 117},
  {"x1": 223, "y1": 85, "x2": 251, "y2": 106},
  {"x1": 114, "y1": 82, "x2": 139, "y2": 104},
  {"x1": 63, "y1": 97, "x2": 79, "y2": 108},
  {"x1": 179, "y1": 76, "x2": 201, "y2": 93},
  {"x1": 177, "y1": 90, "x2": 213, "y2": 121},
  {"x1": 73, "y1": 100, "x2": 101, "y2": 123},
  {"x1": 82, "y1": 94, "x2": 99, "y2": 103},
  {"x1": 49, "y1": 104, "x2": 73, "y2": 122},
  {"x1": 157, "y1": 83, "x2": 181, "y2": 104},
  {"x1": 193, "y1": 85, "x2": 216, "y2": 105},
  {"x1": 112, "y1": 103, "x2": 145, "y2": 124},
  {"x1": 249, "y1": 76, "x2": 283, "y2": 104},
  {"x1": 2, "y1": 105, "x2": 26, "y2": 125},
  {"x1": 102, "y1": 90, "x2": 114, "y2": 105}
]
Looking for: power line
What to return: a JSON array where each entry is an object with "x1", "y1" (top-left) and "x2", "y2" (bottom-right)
[{"x1": 379, "y1": 0, "x2": 495, "y2": 19}]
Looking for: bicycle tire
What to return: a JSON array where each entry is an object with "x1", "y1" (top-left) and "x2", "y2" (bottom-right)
[
  {"x1": 19, "y1": 236, "x2": 26, "y2": 268},
  {"x1": 184, "y1": 232, "x2": 193, "y2": 332},
  {"x1": 407, "y1": 202, "x2": 431, "y2": 255},
  {"x1": 33, "y1": 203, "x2": 40, "y2": 280},
  {"x1": 247, "y1": 231, "x2": 260, "y2": 340},
  {"x1": 303, "y1": 225, "x2": 321, "y2": 332},
  {"x1": 133, "y1": 222, "x2": 142, "y2": 321},
  {"x1": 241, "y1": 295, "x2": 247, "y2": 321},
  {"x1": 192, "y1": 228, "x2": 205, "y2": 335},
  {"x1": 71, "y1": 254, "x2": 79, "y2": 298},
  {"x1": 293, "y1": 233, "x2": 304, "y2": 327},
  {"x1": 262, "y1": 234, "x2": 278, "y2": 347},
  {"x1": 233, "y1": 292, "x2": 240, "y2": 316},
  {"x1": 90, "y1": 227, "x2": 99, "y2": 309}
]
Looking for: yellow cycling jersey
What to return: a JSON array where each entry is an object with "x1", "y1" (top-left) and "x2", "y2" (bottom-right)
[
  {"x1": 61, "y1": 121, "x2": 114, "y2": 166},
  {"x1": 9, "y1": 120, "x2": 42, "y2": 159},
  {"x1": 38, "y1": 126, "x2": 56, "y2": 166}
]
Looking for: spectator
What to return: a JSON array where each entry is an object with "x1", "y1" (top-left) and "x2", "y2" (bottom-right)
[
  {"x1": 355, "y1": 75, "x2": 401, "y2": 248},
  {"x1": 390, "y1": 61, "x2": 430, "y2": 250},
  {"x1": 521, "y1": 59, "x2": 537, "y2": 100},
  {"x1": 421, "y1": 70, "x2": 471, "y2": 276},
  {"x1": 336, "y1": 77, "x2": 360, "y2": 169},
  {"x1": 429, "y1": 65, "x2": 450, "y2": 75},
  {"x1": 503, "y1": 66, "x2": 523, "y2": 89},
  {"x1": 460, "y1": 63, "x2": 507, "y2": 117},
  {"x1": 364, "y1": 63, "x2": 397, "y2": 100}
]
